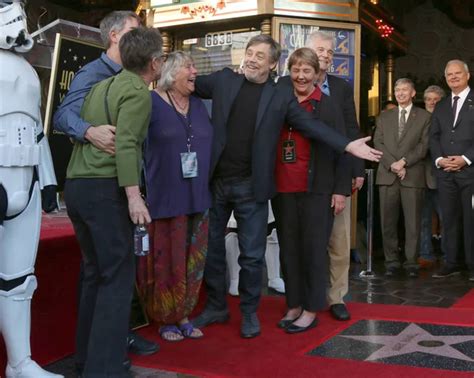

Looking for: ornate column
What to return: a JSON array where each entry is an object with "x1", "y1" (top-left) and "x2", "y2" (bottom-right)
[
  {"x1": 385, "y1": 52, "x2": 394, "y2": 101},
  {"x1": 260, "y1": 18, "x2": 271, "y2": 35},
  {"x1": 161, "y1": 31, "x2": 173, "y2": 55}
]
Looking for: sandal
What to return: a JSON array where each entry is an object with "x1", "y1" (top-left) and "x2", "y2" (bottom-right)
[
  {"x1": 159, "y1": 325, "x2": 184, "y2": 342},
  {"x1": 179, "y1": 322, "x2": 204, "y2": 339}
]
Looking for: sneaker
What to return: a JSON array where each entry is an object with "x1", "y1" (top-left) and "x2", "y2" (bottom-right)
[
  {"x1": 432, "y1": 266, "x2": 461, "y2": 278},
  {"x1": 469, "y1": 272, "x2": 474, "y2": 282}
]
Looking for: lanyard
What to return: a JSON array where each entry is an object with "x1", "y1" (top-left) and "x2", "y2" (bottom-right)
[{"x1": 166, "y1": 91, "x2": 193, "y2": 153}]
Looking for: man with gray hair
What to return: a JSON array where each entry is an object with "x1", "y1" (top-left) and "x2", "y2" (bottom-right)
[
  {"x1": 431, "y1": 60, "x2": 473, "y2": 281},
  {"x1": 374, "y1": 78, "x2": 431, "y2": 277},
  {"x1": 305, "y1": 30, "x2": 365, "y2": 321},
  {"x1": 53, "y1": 11, "x2": 159, "y2": 359},
  {"x1": 419, "y1": 85, "x2": 446, "y2": 269}
]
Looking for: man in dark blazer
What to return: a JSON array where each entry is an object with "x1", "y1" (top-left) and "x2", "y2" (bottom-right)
[
  {"x1": 305, "y1": 30, "x2": 365, "y2": 321},
  {"x1": 190, "y1": 34, "x2": 382, "y2": 338},
  {"x1": 430, "y1": 60, "x2": 474, "y2": 281},
  {"x1": 374, "y1": 78, "x2": 431, "y2": 277}
]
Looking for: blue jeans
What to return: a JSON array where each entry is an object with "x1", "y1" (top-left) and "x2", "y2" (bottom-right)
[
  {"x1": 419, "y1": 188, "x2": 446, "y2": 261},
  {"x1": 205, "y1": 177, "x2": 268, "y2": 314}
]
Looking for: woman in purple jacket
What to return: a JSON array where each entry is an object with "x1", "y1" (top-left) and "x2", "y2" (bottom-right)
[{"x1": 137, "y1": 51, "x2": 213, "y2": 341}]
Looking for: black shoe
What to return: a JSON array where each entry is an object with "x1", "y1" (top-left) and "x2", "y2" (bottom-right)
[
  {"x1": 406, "y1": 268, "x2": 419, "y2": 278},
  {"x1": 241, "y1": 312, "x2": 261, "y2": 338},
  {"x1": 330, "y1": 304, "x2": 350, "y2": 321},
  {"x1": 277, "y1": 318, "x2": 294, "y2": 329},
  {"x1": 469, "y1": 272, "x2": 474, "y2": 282},
  {"x1": 127, "y1": 331, "x2": 159, "y2": 356},
  {"x1": 432, "y1": 266, "x2": 461, "y2": 278},
  {"x1": 285, "y1": 317, "x2": 318, "y2": 334},
  {"x1": 123, "y1": 358, "x2": 131, "y2": 371},
  {"x1": 191, "y1": 308, "x2": 230, "y2": 329},
  {"x1": 385, "y1": 267, "x2": 400, "y2": 277}
]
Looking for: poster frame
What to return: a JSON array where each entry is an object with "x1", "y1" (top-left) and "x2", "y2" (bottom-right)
[
  {"x1": 272, "y1": 17, "x2": 361, "y2": 121},
  {"x1": 44, "y1": 33, "x2": 104, "y2": 135}
]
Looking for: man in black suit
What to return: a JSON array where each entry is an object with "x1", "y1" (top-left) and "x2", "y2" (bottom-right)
[
  {"x1": 191, "y1": 34, "x2": 382, "y2": 338},
  {"x1": 305, "y1": 31, "x2": 365, "y2": 321},
  {"x1": 431, "y1": 60, "x2": 473, "y2": 281}
]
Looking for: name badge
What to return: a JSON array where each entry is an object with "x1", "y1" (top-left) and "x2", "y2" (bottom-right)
[
  {"x1": 282, "y1": 139, "x2": 296, "y2": 163},
  {"x1": 180, "y1": 151, "x2": 198, "y2": 178}
]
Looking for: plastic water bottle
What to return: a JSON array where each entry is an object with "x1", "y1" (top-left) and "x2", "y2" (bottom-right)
[{"x1": 134, "y1": 225, "x2": 149, "y2": 256}]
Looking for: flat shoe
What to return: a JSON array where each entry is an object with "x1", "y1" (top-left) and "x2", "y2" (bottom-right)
[
  {"x1": 277, "y1": 309, "x2": 303, "y2": 328},
  {"x1": 277, "y1": 318, "x2": 294, "y2": 329},
  {"x1": 285, "y1": 317, "x2": 318, "y2": 334},
  {"x1": 159, "y1": 325, "x2": 184, "y2": 342},
  {"x1": 179, "y1": 322, "x2": 204, "y2": 339}
]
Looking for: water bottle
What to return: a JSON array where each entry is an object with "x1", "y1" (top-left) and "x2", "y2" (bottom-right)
[{"x1": 134, "y1": 225, "x2": 149, "y2": 256}]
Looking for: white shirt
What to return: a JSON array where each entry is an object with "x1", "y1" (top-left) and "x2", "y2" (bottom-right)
[
  {"x1": 452, "y1": 86, "x2": 471, "y2": 126},
  {"x1": 398, "y1": 103, "x2": 413, "y2": 121}
]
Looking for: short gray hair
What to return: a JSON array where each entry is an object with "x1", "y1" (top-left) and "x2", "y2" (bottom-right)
[
  {"x1": 158, "y1": 51, "x2": 193, "y2": 91},
  {"x1": 100, "y1": 11, "x2": 141, "y2": 48},
  {"x1": 444, "y1": 59, "x2": 469, "y2": 75},
  {"x1": 423, "y1": 85, "x2": 446, "y2": 100},
  {"x1": 305, "y1": 30, "x2": 336, "y2": 50},
  {"x1": 394, "y1": 78, "x2": 415, "y2": 91}
]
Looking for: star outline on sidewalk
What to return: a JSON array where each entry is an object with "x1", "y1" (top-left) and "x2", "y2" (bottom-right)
[{"x1": 341, "y1": 323, "x2": 474, "y2": 362}]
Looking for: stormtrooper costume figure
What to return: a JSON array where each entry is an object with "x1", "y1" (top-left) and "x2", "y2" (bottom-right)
[
  {"x1": 226, "y1": 202, "x2": 285, "y2": 296},
  {"x1": 0, "y1": 1, "x2": 61, "y2": 377}
]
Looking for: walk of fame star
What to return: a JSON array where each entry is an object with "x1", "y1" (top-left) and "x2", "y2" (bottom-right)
[
  {"x1": 341, "y1": 323, "x2": 474, "y2": 362},
  {"x1": 308, "y1": 320, "x2": 474, "y2": 372}
]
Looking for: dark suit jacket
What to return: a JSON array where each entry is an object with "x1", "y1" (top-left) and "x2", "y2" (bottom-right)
[
  {"x1": 195, "y1": 68, "x2": 350, "y2": 202},
  {"x1": 374, "y1": 106, "x2": 431, "y2": 188},
  {"x1": 310, "y1": 94, "x2": 351, "y2": 196},
  {"x1": 429, "y1": 89, "x2": 474, "y2": 181},
  {"x1": 327, "y1": 75, "x2": 365, "y2": 178}
]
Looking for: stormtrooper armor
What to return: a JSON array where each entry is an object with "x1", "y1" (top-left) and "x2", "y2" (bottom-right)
[
  {"x1": 225, "y1": 202, "x2": 285, "y2": 295},
  {"x1": 0, "y1": 1, "x2": 61, "y2": 377}
]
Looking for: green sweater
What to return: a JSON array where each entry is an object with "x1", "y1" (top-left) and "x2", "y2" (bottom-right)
[{"x1": 66, "y1": 70, "x2": 151, "y2": 187}]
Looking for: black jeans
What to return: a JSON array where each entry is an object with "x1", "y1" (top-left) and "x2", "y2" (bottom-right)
[
  {"x1": 205, "y1": 177, "x2": 268, "y2": 314},
  {"x1": 65, "y1": 178, "x2": 134, "y2": 378}
]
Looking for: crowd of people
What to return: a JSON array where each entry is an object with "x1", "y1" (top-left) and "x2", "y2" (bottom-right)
[
  {"x1": 374, "y1": 63, "x2": 473, "y2": 283},
  {"x1": 48, "y1": 10, "x2": 472, "y2": 378}
]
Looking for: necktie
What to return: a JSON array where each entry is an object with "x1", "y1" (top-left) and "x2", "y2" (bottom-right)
[
  {"x1": 398, "y1": 108, "x2": 407, "y2": 138},
  {"x1": 452, "y1": 95, "x2": 460, "y2": 122}
]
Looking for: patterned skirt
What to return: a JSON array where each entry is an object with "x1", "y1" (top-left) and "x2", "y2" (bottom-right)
[{"x1": 136, "y1": 212, "x2": 208, "y2": 324}]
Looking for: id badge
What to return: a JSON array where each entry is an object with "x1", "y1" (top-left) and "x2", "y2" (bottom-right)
[
  {"x1": 180, "y1": 151, "x2": 198, "y2": 178},
  {"x1": 282, "y1": 139, "x2": 296, "y2": 163}
]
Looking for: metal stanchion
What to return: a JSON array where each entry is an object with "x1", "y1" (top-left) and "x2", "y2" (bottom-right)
[{"x1": 360, "y1": 168, "x2": 376, "y2": 278}]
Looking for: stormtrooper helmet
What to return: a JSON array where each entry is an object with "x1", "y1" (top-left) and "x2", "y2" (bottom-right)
[{"x1": 0, "y1": 0, "x2": 33, "y2": 52}]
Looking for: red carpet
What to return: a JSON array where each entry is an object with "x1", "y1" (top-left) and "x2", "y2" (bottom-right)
[
  {"x1": 131, "y1": 295, "x2": 474, "y2": 378},
  {"x1": 452, "y1": 289, "x2": 474, "y2": 310},
  {"x1": 0, "y1": 214, "x2": 80, "y2": 373},
  {"x1": 1, "y1": 217, "x2": 474, "y2": 378}
]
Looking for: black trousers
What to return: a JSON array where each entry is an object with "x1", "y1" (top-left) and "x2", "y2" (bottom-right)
[
  {"x1": 65, "y1": 178, "x2": 135, "y2": 378},
  {"x1": 272, "y1": 192, "x2": 333, "y2": 312},
  {"x1": 438, "y1": 174, "x2": 474, "y2": 271}
]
